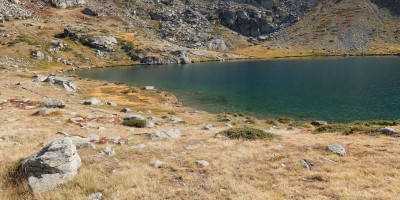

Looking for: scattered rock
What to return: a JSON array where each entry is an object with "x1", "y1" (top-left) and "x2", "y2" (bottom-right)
[
  {"x1": 88, "y1": 133, "x2": 100, "y2": 142},
  {"x1": 219, "y1": 117, "x2": 231, "y2": 122},
  {"x1": 80, "y1": 36, "x2": 117, "y2": 52},
  {"x1": 0, "y1": 136, "x2": 10, "y2": 142},
  {"x1": 34, "y1": 108, "x2": 54, "y2": 116},
  {"x1": 31, "y1": 51, "x2": 45, "y2": 60},
  {"x1": 311, "y1": 121, "x2": 328, "y2": 126},
  {"x1": 146, "y1": 120, "x2": 155, "y2": 128},
  {"x1": 43, "y1": 99, "x2": 65, "y2": 108},
  {"x1": 377, "y1": 127, "x2": 398, "y2": 136},
  {"x1": 144, "y1": 86, "x2": 155, "y2": 90},
  {"x1": 0, "y1": 99, "x2": 8, "y2": 104},
  {"x1": 149, "y1": 128, "x2": 181, "y2": 139},
  {"x1": 154, "y1": 160, "x2": 164, "y2": 168},
  {"x1": 196, "y1": 160, "x2": 209, "y2": 167},
  {"x1": 207, "y1": 39, "x2": 228, "y2": 51},
  {"x1": 76, "y1": 142, "x2": 95, "y2": 149},
  {"x1": 120, "y1": 108, "x2": 132, "y2": 113},
  {"x1": 130, "y1": 144, "x2": 147, "y2": 149},
  {"x1": 100, "y1": 146, "x2": 115, "y2": 156},
  {"x1": 104, "y1": 100, "x2": 117, "y2": 106},
  {"x1": 300, "y1": 159, "x2": 315, "y2": 170},
  {"x1": 82, "y1": 97, "x2": 102, "y2": 105},
  {"x1": 82, "y1": 8, "x2": 97, "y2": 16},
  {"x1": 37, "y1": 75, "x2": 77, "y2": 93},
  {"x1": 88, "y1": 192, "x2": 103, "y2": 200},
  {"x1": 202, "y1": 124, "x2": 213, "y2": 130},
  {"x1": 327, "y1": 144, "x2": 346, "y2": 156},
  {"x1": 50, "y1": 0, "x2": 85, "y2": 9},
  {"x1": 19, "y1": 138, "x2": 81, "y2": 193}
]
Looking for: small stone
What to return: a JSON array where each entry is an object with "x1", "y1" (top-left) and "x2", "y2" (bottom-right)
[
  {"x1": 100, "y1": 146, "x2": 115, "y2": 156},
  {"x1": 34, "y1": 108, "x2": 54, "y2": 116},
  {"x1": 106, "y1": 135, "x2": 121, "y2": 144},
  {"x1": 76, "y1": 142, "x2": 95, "y2": 149},
  {"x1": 225, "y1": 123, "x2": 233, "y2": 128},
  {"x1": 377, "y1": 127, "x2": 398, "y2": 136},
  {"x1": 202, "y1": 124, "x2": 213, "y2": 130},
  {"x1": 88, "y1": 192, "x2": 103, "y2": 200},
  {"x1": 120, "y1": 108, "x2": 132, "y2": 113},
  {"x1": 82, "y1": 97, "x2": 102, "y2": 105},
  {"x1": 144, "y1": 86, "x2": 155, "y2": 90},
  {"x1": 130, "y1": 144, "x2": 147, "y2": 149},
  {"x1": 154, "y1": 160, "x2": 164, "y2": 168},
  {"x1": 311, "y1": 121, "x2": 328, "y2": 126},
  {"x1": 88, "y1": 133, "x2": 100, "y2": 142},
  {"x1": 300, "y1": 159, "x2": 315, "y2": 170},
  {"x1": 146, "y1": 120, "x2": 155, "y2": 128},
  {"x1": 0, "y1": 136, "x2": 10, "y2": 142},
  {"x1": 196, "y1": 160, "x2": 209, "y2": 167},
  {"x1": 104, "y1": 100, "x2": 117, "y2": 106},
  {"x1": 219, "y1": 117, "x2": 231, "y2": 122},
  {"x1": 0, "y1": 99, "x2": 8, "y2": 104},
  {"x1": 124, "y1": 115, "x2": 145, "y2": 120},
  {"x1": 277, "y1": 143, "x2": 285, "y2": 148},
  {"x1": 43, "y1": 99, "x2": 65, "y2": 108},
  {"x1": 69, "y1": 117, "x2": 84, "y2": 123},
  {"x1": 327, "y1": 144, "x2": 346, "y2": 156}
]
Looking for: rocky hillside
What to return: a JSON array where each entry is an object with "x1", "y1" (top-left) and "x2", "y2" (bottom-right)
[{"x1": 0, "y1": 0, "x2": 399, "y2": 70}]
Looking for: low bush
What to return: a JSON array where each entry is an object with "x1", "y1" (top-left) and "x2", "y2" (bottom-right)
[
  {"x1": 122, "y1": 119, "x2": 146, "y2": 128},
  {"x1": 217, "y1": 127, "x2": 276, "y2": 140}
]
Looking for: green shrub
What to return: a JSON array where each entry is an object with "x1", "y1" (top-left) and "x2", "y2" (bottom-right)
[
  {"x1": 354, "y1": 120, "x2": 399, "y2": 126},
  {"x1": 217, "y1": 127, "x2": 276, "y2": 140},
  {"x1": 122, "y1": 119, "x2": 146, "y2": 128}
]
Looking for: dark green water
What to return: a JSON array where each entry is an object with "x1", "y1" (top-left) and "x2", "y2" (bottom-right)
[{"x1": 75, "y1": 57, "x2": 400, "y2": 122}]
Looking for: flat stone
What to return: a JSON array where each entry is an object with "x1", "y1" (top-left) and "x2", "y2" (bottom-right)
[
  {"x1": 327, "y1": 144, "x2": 346, "y2": 156},
  {"x1": 88, "y1": 133, "x2": 100, "y2": 142},
  {"x1": 311, "y1": 121, "x2": 328, "y2": 126},
  {"x1": 300, "y1": 159, "x2": 315, "y2": 170},
  {"x1": 34, "y1": 108, "x2": 54, "y2": 116},
  {"x1": 100, "y1": 146, "x2": 115, "y2": 156},
  {"x1": 146, "y1": 120, "x2": 155, "y2": 128},
  {"x1": 154, "y1": 160, "x2": 164, "y2": 168},
  {"x1": 120, "y1": 108, "x2": 132, "y2": 113},
  {"x1": 82, "y1": 97, "x2": 102, "y2": 105},
  {"x1": 149, "y1": 128, "x2": 181, "y2": 139},
  {"x1": 124, "y1": 115, "x2": 145, "y2": 120},
  {"x1": 202, "y1": 124, "x2": 213, "y2": 130},
  {"x1": 43, "y1": 99, "x2": 65, "y2": 108},
  {"x1": 144, "y1": 86, "x2": 155, "y2": 90},
  {"x1": 196, "y1": 160, "x2": 209, "y2": 167},
  {"x1": 0, "y1": 99, "x2": 8, "y2": 104},
  {"x1": 377, "y1": 127, "x2": 398, "y2": 136}
]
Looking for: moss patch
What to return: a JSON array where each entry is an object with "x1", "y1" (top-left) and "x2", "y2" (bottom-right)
[{"x1": 217, "y1": 127, "x2": 277, "y2": 140}]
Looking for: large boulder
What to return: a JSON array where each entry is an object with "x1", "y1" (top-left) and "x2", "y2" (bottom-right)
[
  {"x1": 327, "y1": 144, "x2": 346, "y2": 156},
  {"x1": 50, "y1": 0, "x2": 85, "y2": 9},
  {"x1": 80, "y1": 36, "x2": 117, "y2": 52},
  {"x1": 19, "y1": 138, "x2": 81, "y2": 193},
  {"x1": 207, "y1": 39, "x2": 228, "y2": 51}
]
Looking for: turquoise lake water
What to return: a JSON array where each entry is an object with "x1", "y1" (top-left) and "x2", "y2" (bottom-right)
[{"x1": 75, "y1": 57, "x2": 400, "y2": 122}]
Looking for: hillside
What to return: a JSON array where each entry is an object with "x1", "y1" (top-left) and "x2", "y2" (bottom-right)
[{"x1": 0, "y1": 0, "x2": 398, "y2": 70}]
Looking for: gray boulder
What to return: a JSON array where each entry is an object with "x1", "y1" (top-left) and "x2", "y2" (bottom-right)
[
  {"x1": 34, "y1": 108, "x2": 55, "y2": 116},
  {"x1": 82, "y1": 8, "x2": 97, "y2": 16},
  {"x1": 43, "y1": 99, "x2": 65, "y2": 108},
  {"x1": 43, "y1": 76, "x2": 77, "y2": 93},
  {"x1": 207, "y1": 39, "x2": 228, "y2": 51},
  {"x1": 31, "y1": 51, "x2": 45, "y2": 60},
  {"x1": 120, "y1": 108, "x2": 132, "y2": 113},
  {"x1": 19, "y1": 138, "x2": 81, "y2": 193},
  {"x1": 311, "y1": 121, "x2": 328, "y2": 126},
  {"x1": 149, "y1": 128, "x2": 181, "y2": 139},
  {"x1": 50, "y1": 0, "x2": 85, "y2": 9},
  {"x1": 377, "y1": 127, "x2": 398, "y2": 136},
  {"x1": 327, "y1": 144, "x2": 346, "y2": 156},
  {"x1": 80, "y1": 36, "x2": 117, "y2": 52},
  {"x1": 82, "y1": 97, "x2": 102, "y2": 105}
]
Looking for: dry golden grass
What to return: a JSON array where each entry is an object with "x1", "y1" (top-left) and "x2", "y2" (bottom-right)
[{"x1": 1, "y1": 67, "x2": 400, "y2": 200}]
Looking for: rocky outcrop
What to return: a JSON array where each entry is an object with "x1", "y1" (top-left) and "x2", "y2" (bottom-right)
[
  {"x1": 19, "y1": 138, "x2": 81, "y2": 193},
  {"x1": 35, "y1": 75, "x2": 77, "y2": 93},
  {"x1": 140, "y1": 56, "x2": 178, "y2": 65},
  {"x1": 0, "y1": 0, "x2": 31, "y2": 22},
  {"x1": 49, "y1": 0, "x2": 85, "y2": 9},
  {"x1": 80, "y1": 36, "x2": 117, "y2": 52}
]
